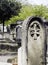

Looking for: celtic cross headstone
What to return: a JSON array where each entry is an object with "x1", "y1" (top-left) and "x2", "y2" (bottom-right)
[{"x1": 22, "y1": 17, "x2": 47, "y2": 65}]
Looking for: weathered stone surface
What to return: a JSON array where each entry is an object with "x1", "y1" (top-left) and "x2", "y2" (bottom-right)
[{"x1": 22, "y1": 16, "x2": 46, "y2": 65}]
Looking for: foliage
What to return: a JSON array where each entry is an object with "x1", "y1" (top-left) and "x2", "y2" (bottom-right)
[
  {"x1": 5, "y1": 5, "x2": 48, "y2": 25},
  {"x1": 19, "y1": 5, "x2": 48, "y2": 19},
  {"x1": 0, "y1": 0, "x2": 21, "y2": 22},
  {"x1": 0, "y1": 0, "x2": 21, "y2": 32}
]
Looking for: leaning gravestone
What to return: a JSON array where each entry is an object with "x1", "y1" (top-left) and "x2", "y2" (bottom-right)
[{"x1": 22, "y1": 16, "x2": 47, "y2": 65}]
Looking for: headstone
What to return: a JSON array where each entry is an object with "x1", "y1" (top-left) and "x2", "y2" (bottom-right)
[
  {"x1": 22, "y1": 16, "x2": 47, "y2": 65},
  {"x1": 16, "y1": 21, "x2": 23, "y2": 48}
]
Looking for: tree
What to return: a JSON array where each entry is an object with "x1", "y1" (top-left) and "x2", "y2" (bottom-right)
[
  {"x1": 5, "y1": 5, "x2": 48, "y2": 25},
  {"x1": 18, "y1": 5, "x2": 48, "y2": 19},
  {"x1": 0, "y1": 0, "x2": 21, "y2": 32}
]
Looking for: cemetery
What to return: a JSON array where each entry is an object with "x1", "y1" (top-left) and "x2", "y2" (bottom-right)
[
  {"x1": 0, "y1": 21, "x2": 22, "y2": 64},
  {"x1": 0, "y1": 16, "x2": 48, "y2": 65},
  {"x1": 0, "y1": 1, "x2": 48, "y2": 65}
]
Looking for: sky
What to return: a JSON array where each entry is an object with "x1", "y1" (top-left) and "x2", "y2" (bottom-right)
[
  {"x1": 28, "y1": 0, "x2": 48, "y2": 6},
  {"x1": 20, "y1": 0, "x2": 48, "y2": 6}
]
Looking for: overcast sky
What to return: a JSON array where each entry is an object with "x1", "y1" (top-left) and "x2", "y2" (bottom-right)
[
  {"x1": 28, "y1": 0, "x2": 48, "y2": 6},
  {"x1": 20, "y1": 0, "x2": 48, "y2": 6}
]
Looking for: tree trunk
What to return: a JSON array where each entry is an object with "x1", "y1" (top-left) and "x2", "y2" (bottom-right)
[{"x1": 3, "y1": 20, "x2": 4, "y2": 33}]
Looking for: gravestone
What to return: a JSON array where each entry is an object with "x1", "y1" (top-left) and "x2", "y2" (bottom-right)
[
  {"x1": 22, "y1": 16, "x2": 47, "y2": 65},
  {"x1": 16, "y1": 21, "x2": 23, "y2": 48}
]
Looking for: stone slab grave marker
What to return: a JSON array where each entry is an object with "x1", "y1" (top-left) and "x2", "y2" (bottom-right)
[{"x1": 22, "y1": 17, "x2": 47, "y2": 65}]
